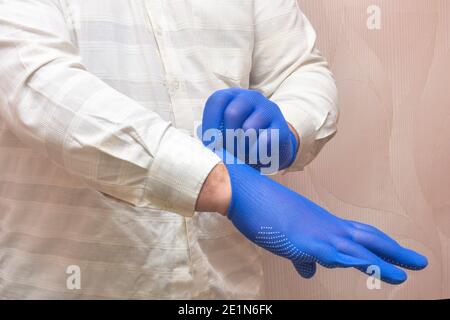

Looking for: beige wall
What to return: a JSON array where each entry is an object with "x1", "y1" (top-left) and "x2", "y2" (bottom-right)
[{"x1": 264, "y1": 0, "x2": 450, "y2": 299}]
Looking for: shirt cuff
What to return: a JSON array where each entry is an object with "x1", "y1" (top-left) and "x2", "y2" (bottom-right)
[
  {"x1": 145, "y1": 126, "x2": 222, "y2": 217},
  {"x1": 278, "y1": 103, "x2": 318, "y2": 172}
]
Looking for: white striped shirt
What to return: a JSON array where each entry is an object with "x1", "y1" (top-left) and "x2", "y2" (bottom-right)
[{"x1": 0, "y1": 0, "x2": 338, "y2": 299}]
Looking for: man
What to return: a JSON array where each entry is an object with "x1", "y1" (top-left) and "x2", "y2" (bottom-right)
[{"x1": 0, "y1": 0, "x2": 427, "y2": 299}]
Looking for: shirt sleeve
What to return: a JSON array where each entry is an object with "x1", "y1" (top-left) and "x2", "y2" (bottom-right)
[
  {"x1": 0, "y1": 0, "x2": 221, "y2": 217},
  {"x1": 250, "y1": 0, "x2": 339, "y2": 171}
]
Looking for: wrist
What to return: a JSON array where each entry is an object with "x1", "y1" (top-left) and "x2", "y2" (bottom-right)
[{"x1": 195, "y1": 163, "x2": 232, "y2": 216}]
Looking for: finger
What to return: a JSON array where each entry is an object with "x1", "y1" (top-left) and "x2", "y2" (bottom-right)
[
  {"x1": 202, "y1": 90, "x2": 236, "y2": 135},
  {"x1": 223, "y1": 95, "x2": 255, "y2": 130},
  {"x1": 256, "y1": 128, "x2": 272, "y2": 150},
  {"x1": 348, "y1": 220, "x2": 382, "y2": 233},
  {"x1": 242, "y1": 110, "x2": 273, "y2": 132},
  {"x1": 249, "y1": 129, "x2": 280, "y2": 172},
  {"x1": 305, "y1": 243, "x2": 346, "y2": 270},
  {"x1": 337, "y1": 240, "x2": 408, "y2": 285},
  {"x1": 222, "y1": 87, "x2": 246, "y2": 96},
  {"x1": 292, "y1": 261, "x2": 317, "y2": 279},
  {"x1": 333, "y1": 253, "x2": 371, "y2": 268},
  {"x1": 306, "y1": 241, "x2": 371, "y2": 269},
  {"x1": 350, "y1": 224, "x2": 428, "y2": 270}
]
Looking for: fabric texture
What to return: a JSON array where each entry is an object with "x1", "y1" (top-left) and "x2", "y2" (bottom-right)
[{"x1": 0, "y1": 0, "x2": 337, "y2": 298}]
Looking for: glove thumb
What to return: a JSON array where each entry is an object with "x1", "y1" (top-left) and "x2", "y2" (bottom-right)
[{"x1": 292, "y1": 260, "x2": 317, "y2": 279}]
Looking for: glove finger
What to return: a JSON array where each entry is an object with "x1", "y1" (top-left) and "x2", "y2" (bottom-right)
[
  {"x1": 337, "y1": 240, "x2": 408, "y2": 285},
  {"x1": 242, "y1": 111, "x2": 272, "y2": 132},
  {"x1": 202, "y1": 90, "x2": 236, "y2": 140},
  {"x1": 333, "y1": 253, "x2": 372, "y2": 268},
  {"x1": 223, "y1": 96, "x2": 255, "y2": 130},
  {"x1": 349, "y1": 222, "x2": 428, "y2": 270},
  {"x1": 248, "y1": 129, "x2": 271, "y2": 157},
  {"x1": 250, "y1": 130, "x2": 280, "y2": 174},
  {"x1": 292, "y1": 261, "x2": 317, "y2": 279}
]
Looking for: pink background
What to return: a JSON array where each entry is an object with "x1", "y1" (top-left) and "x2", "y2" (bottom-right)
[{"x1": 264, "y1": 0, "x2": 450, "y2": 299}]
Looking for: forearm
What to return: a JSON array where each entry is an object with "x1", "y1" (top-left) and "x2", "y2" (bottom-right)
[{"x1": 196, "y1": 163, "x2": 231, "y2": 216}]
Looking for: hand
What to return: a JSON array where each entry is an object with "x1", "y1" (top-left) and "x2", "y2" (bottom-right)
[
  {"x1": 202, "y1": 88, "x2": 298, "y2": 172},
  {"x1": 219, "y1": 153, "x2": 428, "y2": 284}
]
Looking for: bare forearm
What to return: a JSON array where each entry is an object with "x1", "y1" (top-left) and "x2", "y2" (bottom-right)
[{"x1": 196, "y1": 163, "x2": 231, "y2": 216}]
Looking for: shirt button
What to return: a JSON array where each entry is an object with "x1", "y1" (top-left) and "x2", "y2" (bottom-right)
[
  {"x1": 166, "y1": 79, "x2": 180, "y2": 93},
  {"x1": 171, "y1": 80, "x2": 180, "y2": 90}
]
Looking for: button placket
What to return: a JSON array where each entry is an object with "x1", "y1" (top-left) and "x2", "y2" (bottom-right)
[{"x1": 144, "y1": 0, "x2": 193, "y2": 132}]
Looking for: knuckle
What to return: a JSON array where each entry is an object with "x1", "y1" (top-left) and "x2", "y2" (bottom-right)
[
  {"x1": 250, "y1": 91, "x2": 265, "y2": 103},
  {"x1": 214, "y1": 88, "x2": 232, "y2": 96},
  {"x1": 330, "y1": 235, "x2": 353, "y2": 253},
  {"x1": 347, "y1": 226, "x2": 363, "y2": 243},
  {"x1": 249, "y1": 90, "x2": 263, "y2": 98},
  {"x1": 242, "y1": 120, "x2": 258, "y2": 132},
  {"x1": 207, "y1": 90, "x2": 232, "y2": 105},
  {"x1": 224, "y1": 106, "x2": 242, "y2": 121},
  {"x1": 344, "y1": 224, "x2": 355, "y2": 238},
  {"x1": 238, "y1": 89, "x2": 260, "y2": 101}
]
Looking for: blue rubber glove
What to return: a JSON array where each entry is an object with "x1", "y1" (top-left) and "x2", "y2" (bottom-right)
[
  {"x1": 202, "y1": 88, "x2": 298, "y2": 172},
  {"x1": 221, "y1": 158, "x2": 428, "y2": 284}
]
